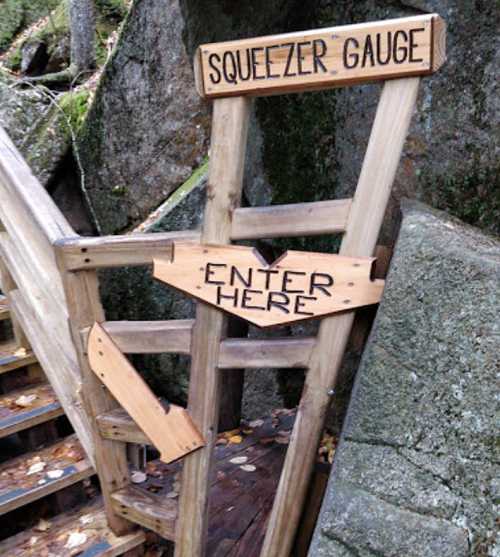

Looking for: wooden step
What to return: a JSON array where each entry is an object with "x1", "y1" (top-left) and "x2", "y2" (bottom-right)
[
  {"x1": 0, "y1": 434, "x2": 93, "y2": 515},
  {"x1": 0, "y1": 340, "x2": 37, "y2": 374},
  {"x1": 0, "y1": 383, "x2": 64, "y2": 438},
  {"x1": 111, "y1": 410, "x2": 297, "y2": 555},
  {"x1": 0, "y1": 295, "x2": 9, "y2": 321},
  {"x1": 0, "y1": 497, "x2": 145, "y2": 556}
]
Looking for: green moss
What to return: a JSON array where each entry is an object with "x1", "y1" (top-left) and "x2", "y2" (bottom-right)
[
  {"x1": 3, "y1": 45, "x2": 22, "y2": 71},
  {"x1": 59, "y1": 89, "x2": 90, "y2": 132},
  {"x1": 257, "y1": 90, "x2": 341, "y2": 254},
  {"x1": 0, "y1": 0, "x2": 24, "y2": 52},
  {"x1": 426, "y1": 163, "x2": 500, "y2": 237}
]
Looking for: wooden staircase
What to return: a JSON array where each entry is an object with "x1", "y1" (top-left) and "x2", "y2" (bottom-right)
[{"x1": 0, "y1": 292, "x2": 145, "y2": 555}]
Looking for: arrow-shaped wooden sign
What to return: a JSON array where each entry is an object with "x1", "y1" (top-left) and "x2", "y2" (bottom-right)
[
  {"x1": 87, "y1": 322, "x2": 204, "y2": 463},
  {"x1": 153, "y1": 243, "x2": 385, "y2": 328}
]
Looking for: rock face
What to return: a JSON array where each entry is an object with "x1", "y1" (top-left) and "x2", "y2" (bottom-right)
[
  {"x1": 258, "y1": 1, "x2": 500, "y2": 243},
  {"x1": 78, "y1": 0, "x2": 211, "y2": 234},
  {"x1": 0, "y1": 70, "x2": 74, "y2": 188},
  {"x1": 309, "y1": 202, "x2": 500, "y2": 557}
]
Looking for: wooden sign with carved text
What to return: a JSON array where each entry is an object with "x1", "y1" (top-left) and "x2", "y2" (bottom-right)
[
  {"x1": 153, "y1": 243, "x2": 385, "y2": 328},
  {"x1": 194, "y1": 14, "x2": 446, "y2": 98}
]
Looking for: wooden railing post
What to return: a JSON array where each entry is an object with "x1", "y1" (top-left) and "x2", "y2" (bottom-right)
[
  {"x1": 56, "y1": 257, "x2": 134, "y2": 536},
  {"x1": 259, "y1": 77, "x2": 421, "y2": 557},
  {"x1": 174, "y1": 96, "x2": 252, "y2": 557}
]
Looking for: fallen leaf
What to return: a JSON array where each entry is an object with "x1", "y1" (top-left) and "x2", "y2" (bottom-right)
[
  {"x1": 223, "y1": 428, "x2": 241, "y2": 439},
  {"x1": 15, "y1": 394, "x2": 37, "y2": 408},
  {"x1": 166, "y1": 491, "x2": 178, "y2": 499},
  {"x1": 228, "y1": 435, "x2": 243, "y2": 444},
  {"x1": 47, "y1": 469, "x2": 64, "y2": 480},
  {"x1": 249, "y1": 419, "x2": 264, "y2": 428},
  {"x1": 242, "y1": 428, "x2": 253, "y2": 435},
  {"x1": 229, "y1": 456, "x2": 248, "y2": 465},
  {"x1": 34, "y1": 519, "x2": 51, "y2": 532},
  {"x1": 131, "y1": 471, "x2": 147, "y2": 484},
  {"x1": 240, "y1": 464, "x2": 256, "y2": 472},
  {"x1": 27, "y1": 462, "x2": 46, "y2": 475},
  {"x1": 65, "y1": 531, "x2": 87, "y2": 550}
]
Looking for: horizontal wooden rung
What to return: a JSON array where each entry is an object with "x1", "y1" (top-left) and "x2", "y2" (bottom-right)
[
  {"x1": 231, "y1": 199, "x2": 352, "y2": 240},
  {"x1": 80, "y1": 320, "x2": 193, "y2": 355},
  {"x1": 82, "y1": 320, "x2": 315, "y2": 368},
  {"x1": 55, "y1": 230, "x2": 201, "y2": 271}
]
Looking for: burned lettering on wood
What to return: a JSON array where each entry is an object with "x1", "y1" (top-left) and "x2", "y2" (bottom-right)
[
  {"x1": 153, "y1": 243, "x2": 386, "y2": 328},
  {"x1": 196, "y1": 14, "x2": 445, "y2": 98}
]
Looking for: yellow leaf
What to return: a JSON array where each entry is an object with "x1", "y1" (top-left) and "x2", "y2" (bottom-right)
[{"x1": 228, "y1": 435, "x2": 243, "y2": 444}]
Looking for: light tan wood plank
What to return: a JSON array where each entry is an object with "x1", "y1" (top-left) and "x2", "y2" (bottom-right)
[
  {"x1": 88, "y1": 322, "x2": 204, "y2": 463},
  {"x1": 0, "y1": 127, "x2": 72, "y2": 308},
  {"x1": 81, "y1": 320, "x2": 194, "y2": 355},
  {"x1": 56, "y1": 230, "x2": 200, "y2": 271},
  {"x1": 55, "y1": 265, "x2": 132, "y2": 535},
  {"x1": 196, "y1": 15, "x2": 444, "y2": 98},
  {"x1": 154, "y1": 243, "x2": 384, "y2": 328},
  {"x1": 0, "y1": 233, "x2": 75, "y2": 365},
  {"x1": 260, "y1": 77, "x2": 421, "y2": 557},
  {"x1": 175, "y1": 96, "x2": 251, "y2": 557},
  {"x1": 231, "y1": 199, "x2": 351, "y2": 240}
]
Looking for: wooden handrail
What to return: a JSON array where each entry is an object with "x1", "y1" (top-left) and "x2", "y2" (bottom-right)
[{"x1": 55, "y1": 230, "x2": 201, "y2": 270}]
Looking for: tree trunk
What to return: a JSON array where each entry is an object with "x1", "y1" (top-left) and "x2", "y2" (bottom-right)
[{"x1": 69, "y1": 0, "x2": 96, "y2": 73}]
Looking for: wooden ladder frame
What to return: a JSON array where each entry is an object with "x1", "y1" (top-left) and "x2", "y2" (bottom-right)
[
  {"x1": 174, "y1": 76, "x2": 421, "y2": 557},
  {"x1": 54, "y1": 77, "x2": 421, "y2": 557}
]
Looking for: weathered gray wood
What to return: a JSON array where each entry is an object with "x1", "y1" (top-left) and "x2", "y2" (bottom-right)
[
  {"x1": 56, "y1": 258, "x2": 133, "y2": 536},
  {"x1": 56, "y1": 230, "x2": 200, "y2": 271},
  {"x1": 175, "y1": 96, "x2": 252, "y2": 557},
  {"x1": 260, "y1": 77, "x2": 421, "y2": 557},
  {"x1": 231, "y1": 199, "x2": 351, "y2": 240}
]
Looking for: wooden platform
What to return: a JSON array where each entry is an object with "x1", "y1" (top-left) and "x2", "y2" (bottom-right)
[
  {"x1": 0, "y1": 383, "x2": 63, "y2": 438},
  {"x1": 0, "y1": 434, "x2": 93, "y2": 515},
  {"x1": 0, "y1": 340, "x2": 37, "y2": 374},
  {"x1": 111, "y1": 410, "x2": 297, "y2": 556},
  {"x1": 0, "y1": 497, "x2": 145, "y2": 556}
]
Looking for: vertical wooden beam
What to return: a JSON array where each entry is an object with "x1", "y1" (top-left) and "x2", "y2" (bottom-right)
[
  {"x1": 259, "y1": 77, "x2": 420, "y2": 557},
  {"x1": 0, "y1": 257, "x2": 30, "y2": 349},
  {"x1": 56, "y1": 262, "x2": 133, "y2": 536},
  {"x1": 174, "y1": 96, "x2": 251, "y2": 557}
]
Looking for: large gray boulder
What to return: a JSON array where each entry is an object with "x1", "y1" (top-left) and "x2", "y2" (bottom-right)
[
  {"x1": 78, "y1": 0, "x2": 212, "y2": 234},
  {"x1": 257, "y1": 0, "x2": 499, "y2": 243},
  {"x1": 309, "y1": 202, "x2": 500, "y2": 557}
]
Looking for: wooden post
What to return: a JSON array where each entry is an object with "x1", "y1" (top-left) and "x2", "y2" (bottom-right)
[
  {"x1": 259, "y1": 77, "x2": 420, "y2": 557},
  {"x1": 174, "y1": 96, "x2": 251, "y2": 557},
  {"x1": 56, "y1": 263, "x2": 133, "y2": 536},
  {"x1": 0, "y1": 257, "x2": 30, "y2": 349}
]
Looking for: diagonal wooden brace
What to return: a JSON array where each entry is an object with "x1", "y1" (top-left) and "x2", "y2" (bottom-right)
[{"x1": 87, "y1": 322, "x2": 205, "y2": 463}]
